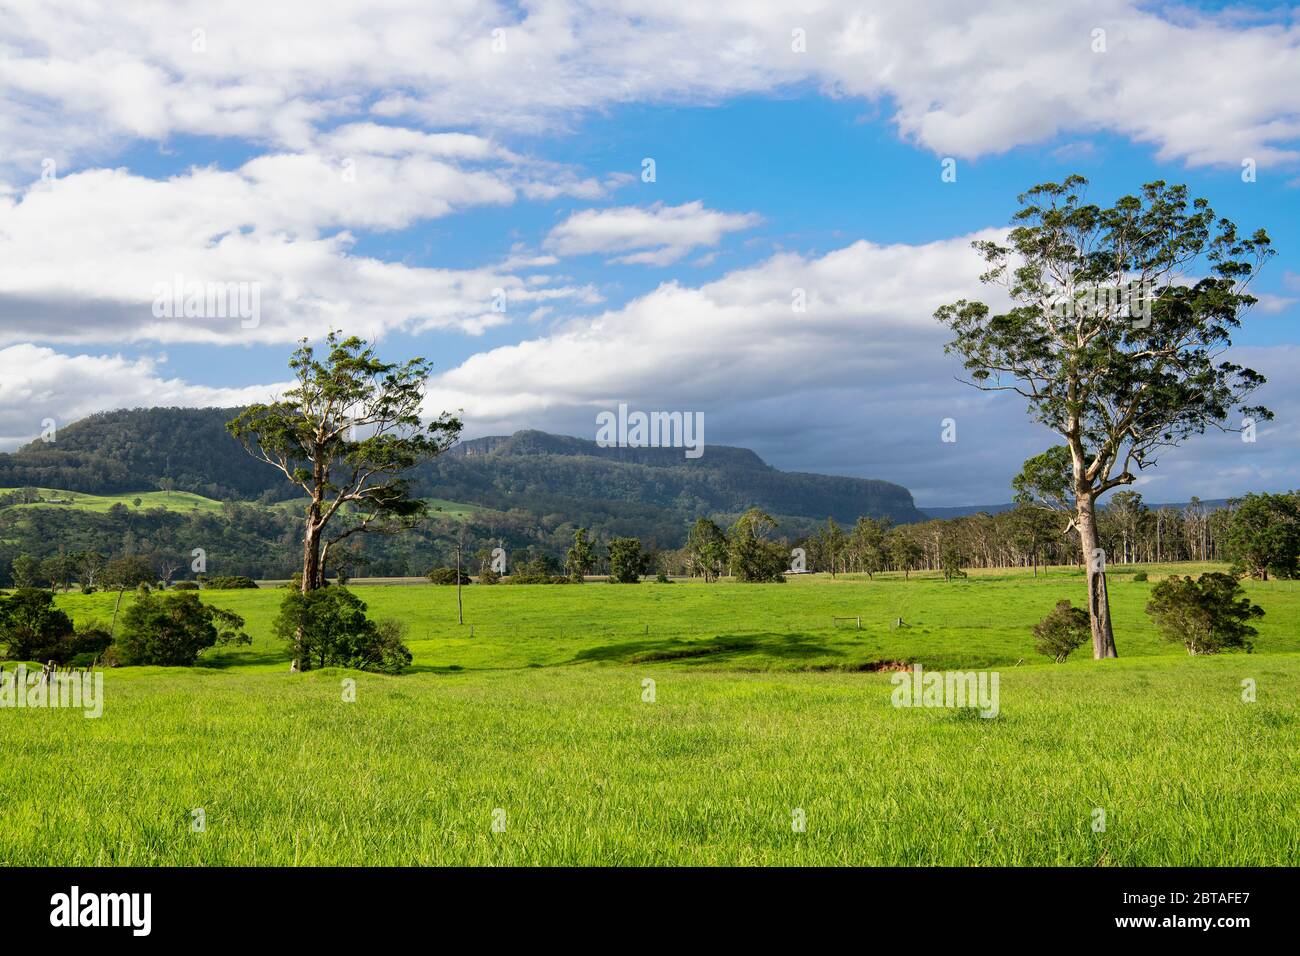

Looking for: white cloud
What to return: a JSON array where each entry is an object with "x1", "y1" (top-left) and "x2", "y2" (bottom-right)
[
  {"x1": 421, "y1": 232, "x2": 1297, "y2": 505},
  {"x1": 544, "y1": 201, "x2": 761, "y2": 265},
  {"x1": 0, "y1": 161, "x2": 600, "y2": 345},
  {"x1": 2, "y1": 2, "x2": 1298, "y2": 172},
  {"x1": 0, "y1": 344, "x2": 285, "y2": 446},
  {"x1": 424, "y1": 229, "x2": 1007, "y2": 421}
]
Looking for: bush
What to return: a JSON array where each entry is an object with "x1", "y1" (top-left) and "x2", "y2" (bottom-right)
[
  {"x1": 171, "y1": 581, "x2": 200, "y2": 590},
  {"x1": 1032, "y1": 599, "x2": 1091, "y2": 662},
  {"x1": 65, "y1": 623, "x2": 112, "y2": 666},
  {"x1": 427, "y1": 567, "x2": 471, "y2": 585},
  {"x1": 1146, "y1": 572, "x2": 1263, "y2": 655},
  {"x1": 505, "y1": 559, "x2": 565, "y2": 584},
  {"x1": 272, "y1": 587, "x2": 411, "y2": 673},
  {"x1": 1132, "y1": 571, "x2": 1148, "y2": 582},
  {"x1": 203, "y1": 575, "x2": 259, "y2": 590},
  {"x1": 371, "y1": 619, "x2": 414, "y2": 674},
  {"x1": 0, "y1": 588, "x2": 74, "y2": 661},
  {"x1": 116, "y1": 588, "x2": 250, "y2": 666}
]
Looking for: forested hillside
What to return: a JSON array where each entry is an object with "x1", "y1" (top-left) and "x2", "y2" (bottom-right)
[
  {"x1": 0, "y1": 408, "x2": 283, "y2": 500},
  {"x1": 0, "y1": 407, "x2": 924, "y2": 581},
  {"x1": 0, "y1": 409, "x2": 923, "y2": 522}
]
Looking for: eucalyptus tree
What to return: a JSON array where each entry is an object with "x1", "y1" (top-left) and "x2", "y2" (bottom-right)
[
  {"x1": 685, "y1": 517, "x2": 728, "y2": 582},
  {"x1": 228, "y1": 331, "x2": 461, "y2": 594},
  {"x1": 937, "y1": 176, "x2": 1273, "y2": 658},
  {"x1": 565, "y1": 528, "x2": 597, "y2": 582}
]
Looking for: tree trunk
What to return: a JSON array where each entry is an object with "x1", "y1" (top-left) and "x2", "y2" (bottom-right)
[
  {"x1": 1076, "y1": 498, "x2": 1118, "y2": 659},
  {"x1": 295, "y1": 512, "x2": 323, "y2": 671},
  {"x1": 302, "y1": 519, "x2": 322, "y2": 593},
  {"x1": 110, "y1": 588, "x2": 125, "y2": 638}
]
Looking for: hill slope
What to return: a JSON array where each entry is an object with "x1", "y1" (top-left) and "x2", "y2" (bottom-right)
[{"x1": 0, "y1": 409, "x2": 924, "y2": 526}]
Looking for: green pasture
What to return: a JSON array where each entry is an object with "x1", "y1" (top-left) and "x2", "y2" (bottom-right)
[{"x1": 2, "y1": 564, "x2": 1296, "y2": 865}]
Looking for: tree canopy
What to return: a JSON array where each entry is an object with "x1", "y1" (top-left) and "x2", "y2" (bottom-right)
[{"x1": 937, "y1": 176, "x2": 1274, "y2": 658}]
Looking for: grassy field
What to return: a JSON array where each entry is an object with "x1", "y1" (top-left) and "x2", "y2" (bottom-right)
[
  {"x1": 2, "y1": 487, "x2": 480, "y2": 521},
  {"x1": 2, "y1": 565, "x2": 1297, "y2": 865},
  {"x1": 0, "y1": 487, "x2": 225, "y2": 514}
]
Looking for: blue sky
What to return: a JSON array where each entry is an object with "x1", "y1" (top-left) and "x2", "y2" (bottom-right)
[
  {"x1": 1, "y1": 1, "x2": 1297, "y2": 505},
  {"x1": 139, "y1": 97, "x2": 1300, "y2": 386}
]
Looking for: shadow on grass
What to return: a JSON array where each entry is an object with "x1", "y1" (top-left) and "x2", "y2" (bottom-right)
[
  {"x1": 198, "y1": 647, "x2": 290, "y2": 669},
  {"x1": 569, "y1": 632, "x2": 845, "y2": 666}
]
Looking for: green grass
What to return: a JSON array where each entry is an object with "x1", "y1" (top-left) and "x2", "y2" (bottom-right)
[
  {"x1": 0, "y1": 487, "x2": 225, "y2": 514},
  {"x1": 3, "y1": 565, "x2": 1298, "y2": 865},
  {"x1": 1, "y1": 487, "x2": 476, "y2": 521}
]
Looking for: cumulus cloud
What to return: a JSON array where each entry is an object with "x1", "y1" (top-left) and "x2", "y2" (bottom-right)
[
  {"x1": 2, "y1": 1, "x2": 1298, "y2": 172},
  {"x1": 0, "y1": 161, "x2": 601, "y2": 345},
  {"x1": 544, "y1": 201, "x2": 761, "y2": 265},
  {"x1": 0, "y1": 344, "x2": 285, "y2": 446},
  {"x1": 3, "y1": 1, "x2": 1298, "y2": 505},
  {"x1": 427, "y1": 229, "x2": 1006, "y2": 418},
  {"x1": 419, "y1": 232, "x2": 1297, "y2": 505}
]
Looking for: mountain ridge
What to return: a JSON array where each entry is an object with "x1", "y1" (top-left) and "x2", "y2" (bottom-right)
[{"x1": 0, "y1": 408, "x2": 925, "y2": 526}]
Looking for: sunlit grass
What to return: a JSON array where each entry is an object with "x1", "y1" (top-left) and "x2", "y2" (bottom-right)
[
  {"x1": 1, "y1": 564, "x2": 1295, "y2": 865},
  {"x1": 0, "y1": 486, "x2": 225, "y2": 515}
]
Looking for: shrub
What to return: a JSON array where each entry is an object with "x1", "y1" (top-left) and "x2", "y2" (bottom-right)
[
  {"x1": 203, "y1": 575, "x2": 259, "y2": 590},
  {"x1": 116, "y1": 588, "x2": 250, "y2": 666},
  {"x1": 171, "y1": 581, "x2": 200, "y2": 590},
  {"x1": 1032, "y1": 599, "x2": 1091, "y2": 662},
  {"x1": 427, "y1": 567, "x2": 472, "y2": 585},
  {"x1": 272, "y1": 587, "x2": 411, "y2": 673},
  {"x1": 506, "y1": 559, "x2": 564, "y2": 584},
  {"x1": 65, "y1": 623, "x2": 112, "y2": 665},
  {"x1": 371, "y1": 619, "x2": 415, "y2": 674},
  {"x1": 1146, "y1": 572, "x2": 1263, "y2": 655},
  {"x1": 0, "y1": 588, "x2": 75, "y2": 661},
  {"x1": 1132, "y1": 571, "x2": 1148, "y2": 582}
]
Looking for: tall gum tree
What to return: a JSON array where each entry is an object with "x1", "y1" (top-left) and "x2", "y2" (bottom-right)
[
  {"x1": 936, "y1": 176, "x2": 1273, "y2": 659},
  {"x1": 228, "y1": 331, "x2": 461, "y2": 606}
]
